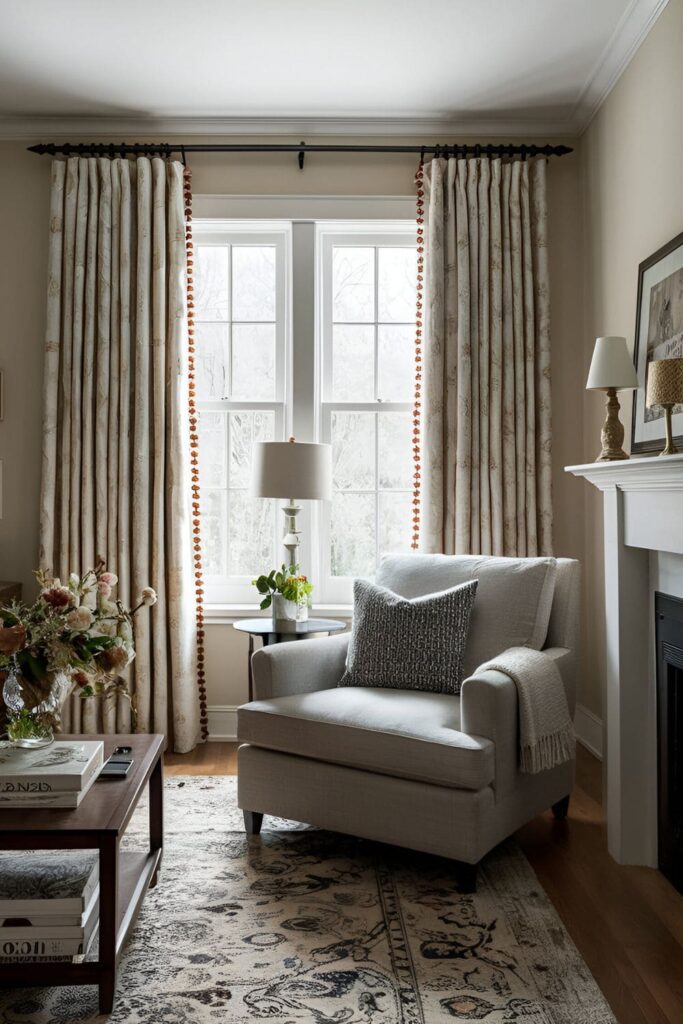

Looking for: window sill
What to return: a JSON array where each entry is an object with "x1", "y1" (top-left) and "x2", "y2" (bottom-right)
[{"x1": 204, "y1": 603, "x2": 353, "y2": 625}]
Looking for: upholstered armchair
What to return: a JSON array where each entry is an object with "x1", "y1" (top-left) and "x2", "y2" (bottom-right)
[{"x1": 237, "y1": 555, "x2": 580, "y2": 892}]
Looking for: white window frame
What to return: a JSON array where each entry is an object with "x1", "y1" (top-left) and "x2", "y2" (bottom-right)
[
  {"x1": 316, "y1": 223, "x2": 416, "y2": 605},
  {"x1": 193, "y1": 220, "x2": 292, "y2": 604}
]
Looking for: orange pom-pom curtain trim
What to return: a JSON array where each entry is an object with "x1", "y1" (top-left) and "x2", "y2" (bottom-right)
[
  {"x1": 183, "y1": 167, "x2": 209, "y2": 741},
  {"x1": 411, "y1": 159, "x2": 425, "y2": 550}
]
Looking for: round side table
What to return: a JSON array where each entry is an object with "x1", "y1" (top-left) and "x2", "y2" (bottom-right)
[{"x1": 233, "y1": 618, "x2": 346, "y2": 701}]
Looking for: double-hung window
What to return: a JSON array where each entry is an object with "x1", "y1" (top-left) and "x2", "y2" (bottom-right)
[{"x1": 194, "y1": 217, "x2": 415, "y2": 607}]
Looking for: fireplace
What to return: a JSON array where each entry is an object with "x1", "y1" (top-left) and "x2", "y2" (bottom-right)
[{"x1": 656, "y1": 592, "x2": 683, "y2": 892}]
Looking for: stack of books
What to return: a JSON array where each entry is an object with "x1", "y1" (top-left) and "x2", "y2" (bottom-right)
[
  {"x1": 0, "y1": 852, "x2": 99, "y2": 962},
  {"x1": 0, "y1": 739, "x2": 104, "y2": 808}
]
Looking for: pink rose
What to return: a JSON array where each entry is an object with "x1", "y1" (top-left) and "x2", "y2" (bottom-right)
[
  {"x1": 100, "y1": 572, "x2": 118, "y2": 587},
  {"x1": 97, "y1": 581, "x2": 112, "y2": 598}
]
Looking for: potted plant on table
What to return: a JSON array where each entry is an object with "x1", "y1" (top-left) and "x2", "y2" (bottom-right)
[
  {"x1": 0, "y1": 561, "x2": 156, "y2": 748},
  {"x1": 252, "y1": 564, "x2": 313, "y2": 632}
]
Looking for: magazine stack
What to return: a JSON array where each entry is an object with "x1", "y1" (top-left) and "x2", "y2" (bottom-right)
[{"x1": 0, "y1": 852, "x2": 99, "y2": 963}]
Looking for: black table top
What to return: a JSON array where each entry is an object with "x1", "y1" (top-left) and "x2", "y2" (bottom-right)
[{"x1": 233, "y1": 617, "x2": 346, "y2": 636}]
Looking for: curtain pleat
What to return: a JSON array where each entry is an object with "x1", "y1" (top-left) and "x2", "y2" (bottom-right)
[
  {"x1": 39, "y1": 155, "x2": 200, "y2": 752},
  {"x1": 421, "y1": 155, "x2": 553, "y2": 557}
]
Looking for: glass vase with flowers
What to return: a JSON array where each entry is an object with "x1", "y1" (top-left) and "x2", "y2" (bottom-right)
[{"x1": 0, "y1": 561, "x2": 156, "y2": 748}]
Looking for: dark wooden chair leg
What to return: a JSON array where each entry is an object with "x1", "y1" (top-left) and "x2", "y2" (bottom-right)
[
  {"x1": 552, "y1": 795, "x2": 570, "y2": 820},
  {"x1": 244, "y1": 810, "x2": 264, "y2": 835},
  {"x1": 454, "y1": 860, "x2": 477, "y2": 894}
]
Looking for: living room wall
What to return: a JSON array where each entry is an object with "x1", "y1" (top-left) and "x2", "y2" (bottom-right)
[
  {"x1": 580, "y1": 0, "x2": 683, "y2": 723},
  {"x1": 0, "y1": 132, "x2": 583, "y2": 726}
]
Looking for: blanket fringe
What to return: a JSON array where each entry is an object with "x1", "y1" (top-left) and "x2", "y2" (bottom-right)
[{"x1": 520, "y1": 725, "x2": 576, "y2": 774}]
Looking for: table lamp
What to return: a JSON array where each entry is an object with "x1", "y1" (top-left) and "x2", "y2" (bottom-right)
[
  {"x1": 646, "y1": 357, "x2": 683, "y2": 455},
  {"x1": 586, "y1": 336, "x2": 638, "y2": 461},
  {"x1": 252, "y1": 438, "x2": 332, "y2": 567}
]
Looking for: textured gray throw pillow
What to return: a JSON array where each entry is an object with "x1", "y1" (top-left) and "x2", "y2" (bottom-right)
[{"x1": 339, "y1": 578, "x2": 478, "y2": 695}]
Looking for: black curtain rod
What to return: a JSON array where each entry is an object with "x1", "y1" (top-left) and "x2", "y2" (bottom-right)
[{"x1": 27, "y1": 140, "x2": 572, "y2": 169}]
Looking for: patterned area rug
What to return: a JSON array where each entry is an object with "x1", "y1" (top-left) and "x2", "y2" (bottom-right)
[{"x1": 1, "y1": 776, "x2": 615, "y2": 1023}]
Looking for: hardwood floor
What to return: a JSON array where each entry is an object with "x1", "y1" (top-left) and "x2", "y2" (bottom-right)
[{"x1": 164, "y1": 742, "x2": 683, "y2": 1023}]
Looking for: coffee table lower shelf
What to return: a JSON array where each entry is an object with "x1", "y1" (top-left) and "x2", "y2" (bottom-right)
[
  {"x1": 0, "y1": 734, "x2": 164, "y2": 1014},
  {"x1": 0, "y1": 849, "x2": 160, "y2": 993}
]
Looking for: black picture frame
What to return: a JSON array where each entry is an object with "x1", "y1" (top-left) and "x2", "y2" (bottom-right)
[{"x1": 631, "y1": 230, "x2": 683, "y2": 455}]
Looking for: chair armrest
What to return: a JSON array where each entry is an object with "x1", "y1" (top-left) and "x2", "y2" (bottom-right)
[
  {"x1": 251, "y1": 632, "x2": 350, "y2": 701},
  {"x1": 460, "y1": 668, "x2": 518, "y2": 796},
  {"x1": 542, "y1": 646, "x2": 576, "y2": 715},
  {"x1": 459, "y1": 645, "x2": 574, "y2": 797}
]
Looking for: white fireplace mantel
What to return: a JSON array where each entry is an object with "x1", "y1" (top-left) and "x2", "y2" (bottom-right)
[{"x1": 566, "y1": 453, "x2": 683, "y2": 866}]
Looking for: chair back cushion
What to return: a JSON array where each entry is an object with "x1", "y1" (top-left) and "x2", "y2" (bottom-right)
[
  {"x1": 377, "y1": 554, "x2": 557, "y2": 676},
  {"x1": 340, "y1": 577, "x2": 477, "y2": 694}
]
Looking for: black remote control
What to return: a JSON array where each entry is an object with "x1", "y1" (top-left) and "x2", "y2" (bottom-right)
[{"x1": 99, "y1": 746, "x2": 134, "y2": 780}]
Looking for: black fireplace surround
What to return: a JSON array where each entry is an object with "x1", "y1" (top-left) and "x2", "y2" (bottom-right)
[{"x1": 656, "y1": 592, "x2": 683, "y2": 892}]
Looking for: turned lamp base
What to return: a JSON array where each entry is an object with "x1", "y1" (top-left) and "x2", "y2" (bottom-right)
[
  {"x1": 659, "y1": 405, "x2": 679, "y2": 456},
  {"x1": 595, "y1": 387, "x2": 630, "y2": 462}
]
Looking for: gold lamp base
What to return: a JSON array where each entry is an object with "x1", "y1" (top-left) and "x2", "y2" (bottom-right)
[
  {"x1": 660, "y1": 405, "x2": 679, "y2": 456},
  {"x1": 596, "y1": 387, "x2": 629, "y2": 462}
]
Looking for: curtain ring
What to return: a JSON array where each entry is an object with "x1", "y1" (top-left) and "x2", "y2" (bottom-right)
[{"x1": 180, "y1": 146, "x2": 187, "y2": 167}]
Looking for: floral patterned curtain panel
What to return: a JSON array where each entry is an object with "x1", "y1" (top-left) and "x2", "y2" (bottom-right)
[
  {"x1": 419, "y1": 156, "x2": 553, "y2": 557},
  {"x1": 39, "y1": 156, "x2": 201, "y2": 752}
]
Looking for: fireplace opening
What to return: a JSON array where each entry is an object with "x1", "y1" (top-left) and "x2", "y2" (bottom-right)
[{"x1": 656, "y1": 592, "x2": 683, "y2": 893}]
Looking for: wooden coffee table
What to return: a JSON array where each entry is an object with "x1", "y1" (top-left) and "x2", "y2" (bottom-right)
[{"x1": 0, "y1": 733, "x2": 164, "y2": 1013}]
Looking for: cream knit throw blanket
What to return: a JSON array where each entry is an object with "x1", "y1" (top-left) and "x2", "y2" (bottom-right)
[{"x1": 478, "y1": 647, "x2": 575, "y2": 774}]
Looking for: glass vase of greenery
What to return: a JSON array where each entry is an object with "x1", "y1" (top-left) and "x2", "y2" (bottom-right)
[{"x1": 252, "y1": 565, "x2": 314, "y2": 631}]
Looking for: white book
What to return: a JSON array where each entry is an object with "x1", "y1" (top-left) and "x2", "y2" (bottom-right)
[
  {"x1": 0, "y1": 740, "x2": 104, "y2": 793},
  {"x1": 0, "y1": 760, "x2": 100, "y2": 808},
  {"x1": 0, "y1": 909, "x2": 85, "y2": 928},
  {"x1": 0, "y1": 851, "x2": 98, "y2": 916},
  {"x1": 0, "y1": 888, "x2": 99, "y2": 959},
  {"x1": 0, "y1": 883, "x2": 99, "y2": 931}
]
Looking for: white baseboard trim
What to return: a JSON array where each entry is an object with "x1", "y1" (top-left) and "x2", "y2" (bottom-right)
[
  {"x1": 207, "y1": 705, "x2": 239, "y2": 741},
  {"x1": 575, "y1": 703, "x2": 603, "y2": 760}
]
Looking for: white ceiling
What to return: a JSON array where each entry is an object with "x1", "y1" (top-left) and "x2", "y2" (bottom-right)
[{"x1": 0, "y1": 0, "x2": 668, "y2": 136}]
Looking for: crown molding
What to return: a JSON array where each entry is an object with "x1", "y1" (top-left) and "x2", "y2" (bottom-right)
[
  {"x1": 575, "y1": 0, "x2": 669, "y2": 131},
  {"x1": 0, "y1": 114, "x2": 580, "y2": 142},
  {"x1": 0, "y1": 2, "x2": 668, "y2": 143}
]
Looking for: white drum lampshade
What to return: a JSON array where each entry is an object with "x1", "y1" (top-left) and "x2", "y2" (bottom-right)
[
  {"x1": 251, "y1": 439, "x2": 332, "y2": 567},
  {"x1": 252, "y1": 440, "x2": 332, "y2": 501}
]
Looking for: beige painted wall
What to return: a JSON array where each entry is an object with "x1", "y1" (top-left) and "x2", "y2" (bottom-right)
[
  {"x1": 0, "y1": 132, "x2": 582, "y2": 719},
  {"x1": 579, "y1": 0, "x2": 683, "y2": 718}
]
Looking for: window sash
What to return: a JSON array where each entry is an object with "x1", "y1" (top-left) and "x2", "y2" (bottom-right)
[
  {"x1": 317, "y1": 226, "x2": 416, "y2": 604},
  {"x1": 194, "y1": 224, "x2": 291, "y2": 604}
]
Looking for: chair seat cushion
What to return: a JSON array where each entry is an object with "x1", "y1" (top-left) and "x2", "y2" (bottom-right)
[{"x1": 238, "y1": 686, "x2": 494, "y2": 791}]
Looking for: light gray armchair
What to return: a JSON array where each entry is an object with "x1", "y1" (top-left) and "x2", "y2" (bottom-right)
[{"x1": 237, "y1": 555, "x2": 580, "y2": 892}]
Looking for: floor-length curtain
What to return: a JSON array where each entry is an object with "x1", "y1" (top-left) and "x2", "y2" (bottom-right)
[
  {"x1": 419, "y1": 155, "x2": 553, "y2": 557},
  {"x1": 39, "y1": 156, "x2": 200, "y2": 752}
]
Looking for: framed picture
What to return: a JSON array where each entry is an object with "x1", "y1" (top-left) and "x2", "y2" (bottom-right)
[{"x1": 631, "y1": 231, "x2": 683, "y2": 454}]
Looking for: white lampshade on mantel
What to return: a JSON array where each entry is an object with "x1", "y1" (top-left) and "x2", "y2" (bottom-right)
[
  {"x1": 252, "y1": 438, "x2": 332, "y2": 567},
  {"x1": 586, "y1": 336, "x2": 638, "y2": 392},
  {"x1": 586, "y1": 336, "x2": 638, "y2": 462}
]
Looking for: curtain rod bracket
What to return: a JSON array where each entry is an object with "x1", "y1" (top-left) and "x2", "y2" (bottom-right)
[{"x1": 298, "y1": 141, "x2": 305, "y2": 170}]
